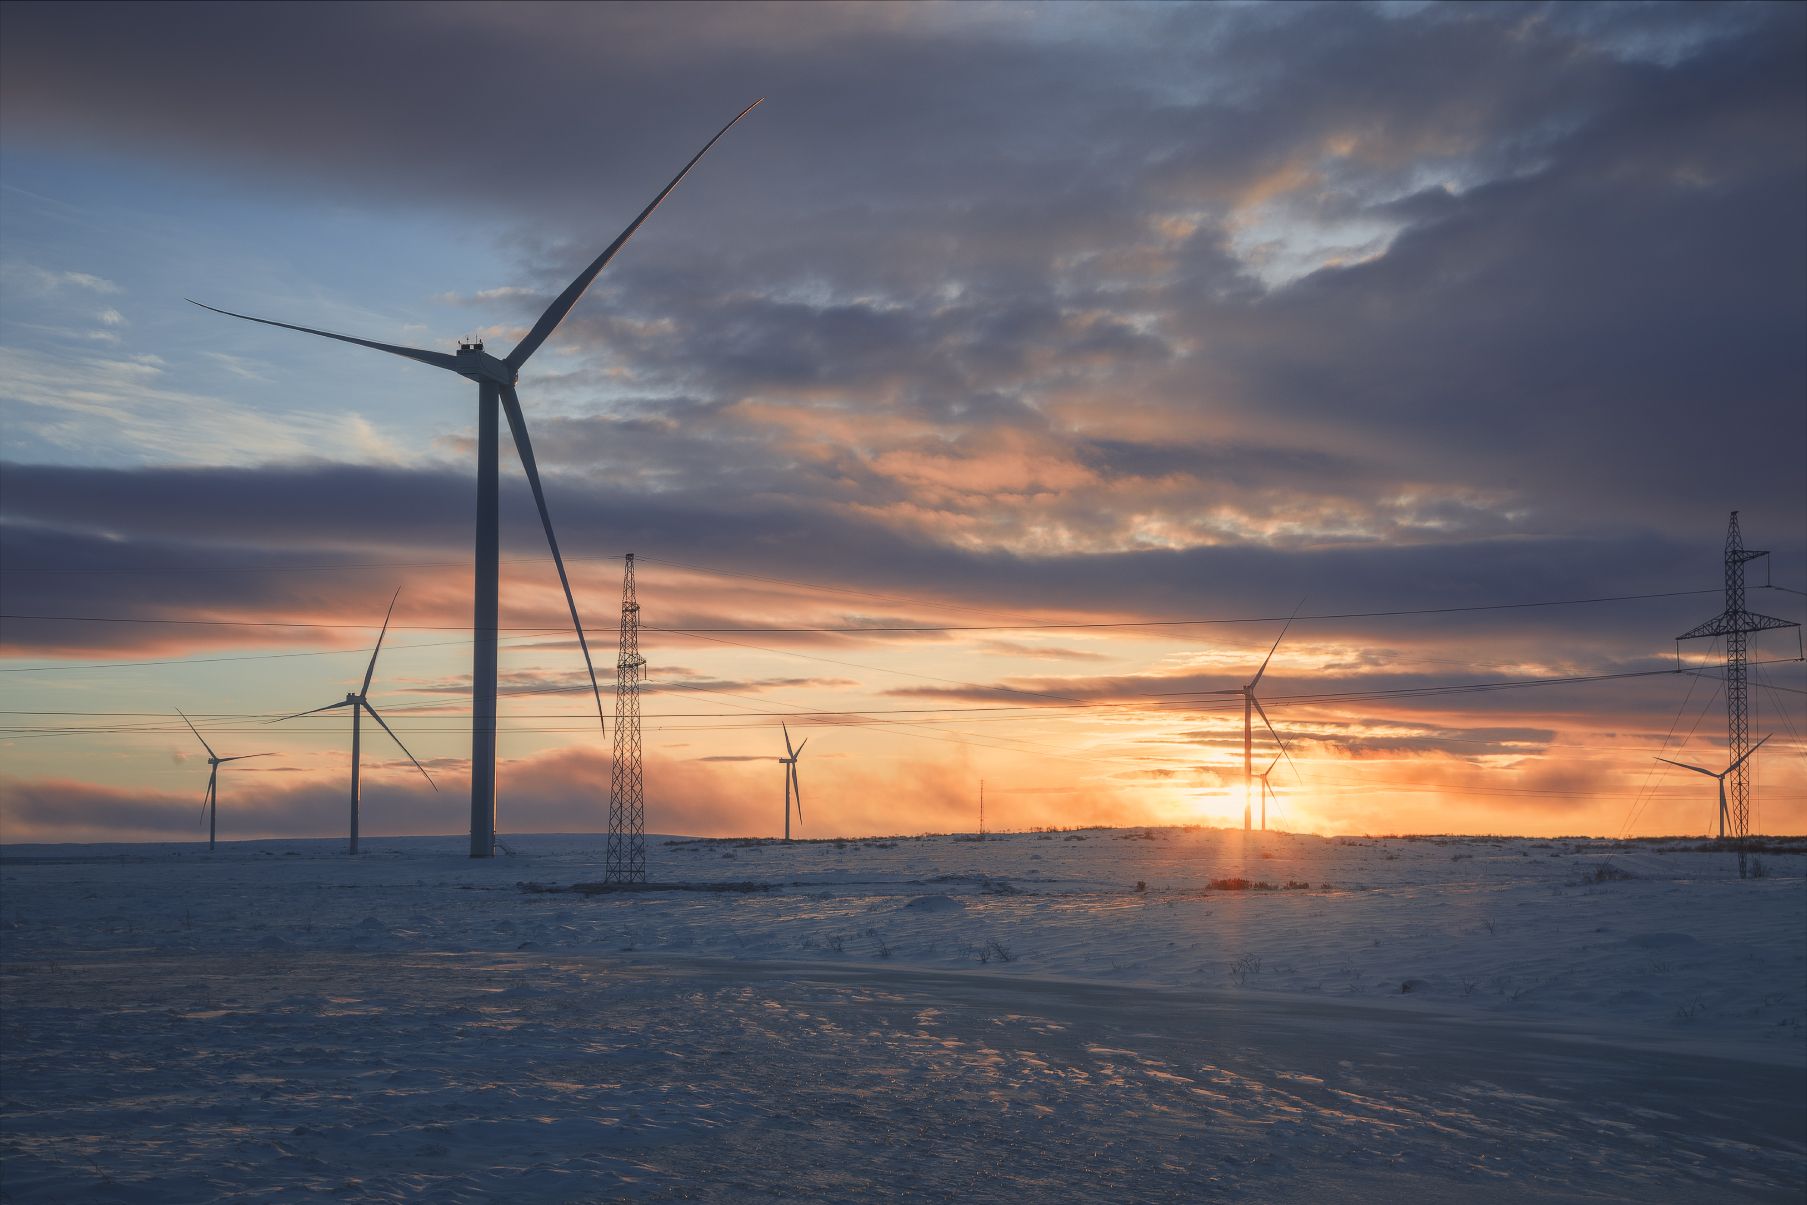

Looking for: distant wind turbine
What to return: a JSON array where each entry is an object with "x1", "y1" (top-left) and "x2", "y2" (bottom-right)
[
  {"x1": 1657, "y1": 734, "x2": 1771, "y2": 839},
  {"x1": 779, "y1": 722, "x2": 807, "y2": 841},
  {"x1": 1253, "y1": 754, "x2": 1283, "y2": 830},
  {"x1": 273, "y1": 591, "x2": 436, "y2": 854},
  {"x1": 192, "y1": 99, "x2": 764, "y2": 857},
  {"x1": 1209, "y1": 602, "x2": 1303, "y2": 832},
  {"x1": 177, "y1": 709, "x2": 271, "y2": 853}
]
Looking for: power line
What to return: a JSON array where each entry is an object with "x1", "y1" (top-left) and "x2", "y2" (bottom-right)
[
  {"x1": 0, "y1": 549, "x2": 1048, "y2": 625},
  {"x1": 0, "y1": 632, "x2": 567, "y2": 674},
  {"x1": 2, "y1": 613, "x2": 550, "y2": 632},
  {"x1": 634, "y1": 554, "x2": 1052, "y2": 625},
  {"x1": 673, "y1": 587, "x2": 1744, "y2": 632},
  {"x1": 1616, "y1": 637, "x2": 1715, "y2": 840},
  {"x1": 10, "y1": 661, "x2": 1802, "y2": 731},
  {"x1": 1, "y1": 584, "x2": 1771, "y2": 637},
  {"x1": 1624, "y1": 676, "x2": 1725, "y2": 838}
]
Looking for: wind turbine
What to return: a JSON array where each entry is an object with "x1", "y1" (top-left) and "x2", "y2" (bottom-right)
[
  {"x1": 176, "y1": 709, "x2": 271, "y2": 853},
  {"x1": 1658, "y1": 734, "x2": 1771, "y2": 839},
  {"x1": 192, "y1": 100, "x2": 764, "y2": 857},
  {"x1": 274, "y1": 591, "x2": 436, "y2": 854},
  {"x1": 779, "y1": 722, "x2": 807, "y2": 841},
  {"x1": 1253, "y1": 754, "x2": 1283, "y2": 832},
  {"x1": 1210, "y1": 603, "x2": 1303, "y2": 832}
]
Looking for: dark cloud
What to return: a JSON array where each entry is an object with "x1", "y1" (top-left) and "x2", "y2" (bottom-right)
[
  {"x1": 3, "y1": 3, "x2": 1800, "y2": 552},
  {"x1": 7, "y1": 458, "x2": 1789, "y2": 658}
]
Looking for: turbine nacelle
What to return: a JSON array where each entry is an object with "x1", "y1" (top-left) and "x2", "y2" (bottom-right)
[{"x1": 454, "y1": 342, "x2": 517, "y2": 386}]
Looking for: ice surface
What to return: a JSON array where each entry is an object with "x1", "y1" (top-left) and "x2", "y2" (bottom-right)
[{"x1": 2, "y1": 828, "x2": 1803, "y2": 1201}]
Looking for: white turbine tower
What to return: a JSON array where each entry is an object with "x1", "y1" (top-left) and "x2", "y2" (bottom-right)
[
  {"x1": 176, "y1": 709, "x2": 271, "y2": 853},
  {"x1": 273, "y1": 591, "x2": 436, "y2": 854},
  {"x1": 779, "y1": 722, "x2": 807, "y2": 841},
  {"x1": 192, "y1": 100, "x2": 763, "y2": 857},
  {"x1": 1657, "y1": 734, "x2": 1772, "y2": 839}
]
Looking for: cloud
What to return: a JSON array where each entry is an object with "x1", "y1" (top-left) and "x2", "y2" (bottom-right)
[
  {"x1": 6, "y1": 266, "x2": 124, "y2": 295},
  {"x1": 437, "y1": 286, "x2": 537, "y2": 304},
  {"x1": 0, "y1": 347, "x2": 416, "y2": 468},
  {"x1": 5, "y1": 4, "x2": 1802, "y2": 546},
  {"x1": 201, "y1": 351, "x2": 272, "y2": 382}
]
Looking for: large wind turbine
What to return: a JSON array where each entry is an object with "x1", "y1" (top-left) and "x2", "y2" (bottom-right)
[
  {"x1": 274, "y1": 591, "x2": 436, "y2": 854},
  {"x1": 177, "y1": 709, "x2": 271, "y2": 853},
  {"x1": 779, "y1": 722, "x2": 807, "y2": 841},
  {"x1": 1658, "y1": 734, "x2": 1771, "y2": 839},
  {"x1": 193, "y1": 100, "x2": 763, "y2": 857}
]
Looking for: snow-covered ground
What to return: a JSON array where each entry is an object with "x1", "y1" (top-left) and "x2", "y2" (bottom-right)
[{"x1": 3, "y1": 829, "x2": 1803, "y2": 1201}]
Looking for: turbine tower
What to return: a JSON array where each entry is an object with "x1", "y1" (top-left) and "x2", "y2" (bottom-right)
[
  {"x1": 192, "y1": 100, "x2": 763, "y2": 857},
  {"x1": 1675, "y1": 512, "x2": 1798, "y2": 876},
  {"x1": 779, "y1": 723, "x2": 807, "y2": 841},
  {"x1": 606, "y1": 553, "x2": 646, "y2": 884},
  {"x1": 273, "y1": 591, "x2": 436, "y2": 854},
  {"x1": 177, "y1": 709, "x2": 271, "y2": 852},
  {"x1": 1658, "y1": 735, "x2": 1772, "y2": 840}
]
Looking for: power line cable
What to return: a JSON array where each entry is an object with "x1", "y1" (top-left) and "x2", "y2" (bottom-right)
[
  {"x1": 1615, "y1": 646, "x2": 1710, "y2": 840},
  {"x1": 0, "y1": 632, "x2": 566, "y2": 674},
  {"x1": 2, "y1": 585, "x2": 1771, "y2": 637}
]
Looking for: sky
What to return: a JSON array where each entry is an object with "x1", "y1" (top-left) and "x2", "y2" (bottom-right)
[{"x1": 1, "y1": 0, "x2": 1803, "y2": 844}]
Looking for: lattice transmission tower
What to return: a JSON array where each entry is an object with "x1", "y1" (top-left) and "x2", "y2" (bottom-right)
[
  {"x1": 1675, "y1": 512, "x2": 1798, "y2": 876},
  {"x1": 605, "y1": 553, "x2": 647, "y2": 883}
]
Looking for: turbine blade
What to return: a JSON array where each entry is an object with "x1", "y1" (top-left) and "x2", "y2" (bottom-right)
[
  {"x1": 1655, "y1": 757, "x2": 1717, "y2": 777},
  {"x1": 175, "y1": 707, "x2": 216, "y2": 760},
  {"x1": 362, "y1": 587, "x2": 402, "y2": 697},
  {"x1": 793, "y1": 737, "x2": 808, "y2": 758},
  {"x1": 1251, "y1": 696, "x2": 1300, "y2": 782},
  {"x1": 1264, "y1": 754, "x2": 1281, "y2": 776},
  {"x1": 782, "y1": 721, "x2": 795, "y2": 758},
  {"x1": 361, "y1": 702, "x2": 438, "y2": 792},
  {"x1": 791, "y1": 765, "x2": 802, "y2": 823},
  {"x1": 187, "y1": 301, "x2": 462, "y2": 373},
  {"x1": 1249, "y1": 598, "x2": 1306, "y2": 690},
  {"x1": 505, "y1": 99, "x2": 764, "y2": 372},
  {"x1": 200, "y1": 768, "x2": 216, "y2": 824},
  {"x1": 268, "y1": 699, "x2": 354, "y2": 724},
  {"x1": 218, "y1": 753, "x2": 275, "y2": 763},
  {"x1": 1725, "y1": 733, "x2": 1772, "y2": 775},
  {"x1": 499, "y1": 385, "x2": 606, "y2": 734}
]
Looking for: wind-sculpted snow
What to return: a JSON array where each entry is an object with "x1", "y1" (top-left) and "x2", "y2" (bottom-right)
[{"x1": 2, "y1": 829, "x2": 1803, "y2": 1201}]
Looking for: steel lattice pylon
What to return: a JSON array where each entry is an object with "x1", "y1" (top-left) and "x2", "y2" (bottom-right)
[
  {"x1": 605, "y1": 553, "x2": 647, "y2": 883},
  {"x1": 1676, "y1": 512, "x2": 1797, "y2": 876}
]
